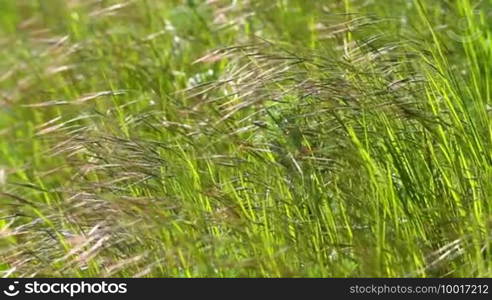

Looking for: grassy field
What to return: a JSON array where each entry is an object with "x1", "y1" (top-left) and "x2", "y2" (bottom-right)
[{"x1": 0, "y1": 0, "x2": 491, "y2": 277}]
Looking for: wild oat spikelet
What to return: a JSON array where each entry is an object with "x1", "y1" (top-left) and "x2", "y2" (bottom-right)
[{"x1": 0, "y1": 168, "x2": 6, "y2": 186}]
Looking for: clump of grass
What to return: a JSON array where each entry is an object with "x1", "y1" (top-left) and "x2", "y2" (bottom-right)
[{"x1": 0, "y1": 0, "x2": 491, "y2": 277}]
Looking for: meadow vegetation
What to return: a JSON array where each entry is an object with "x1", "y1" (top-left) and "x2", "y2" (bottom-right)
[{"x1": 0, "y1": 0, "x2": 491, "y2": 277}]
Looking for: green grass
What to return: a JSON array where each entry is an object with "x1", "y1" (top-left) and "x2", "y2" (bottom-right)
[{"x1": 0, "y1": 0, "x2": 491, "y2": 277}]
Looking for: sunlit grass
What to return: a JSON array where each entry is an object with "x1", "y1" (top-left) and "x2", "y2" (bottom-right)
[{"x1": 0, "y1": 0, "x2": 490, "y2": 277}]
